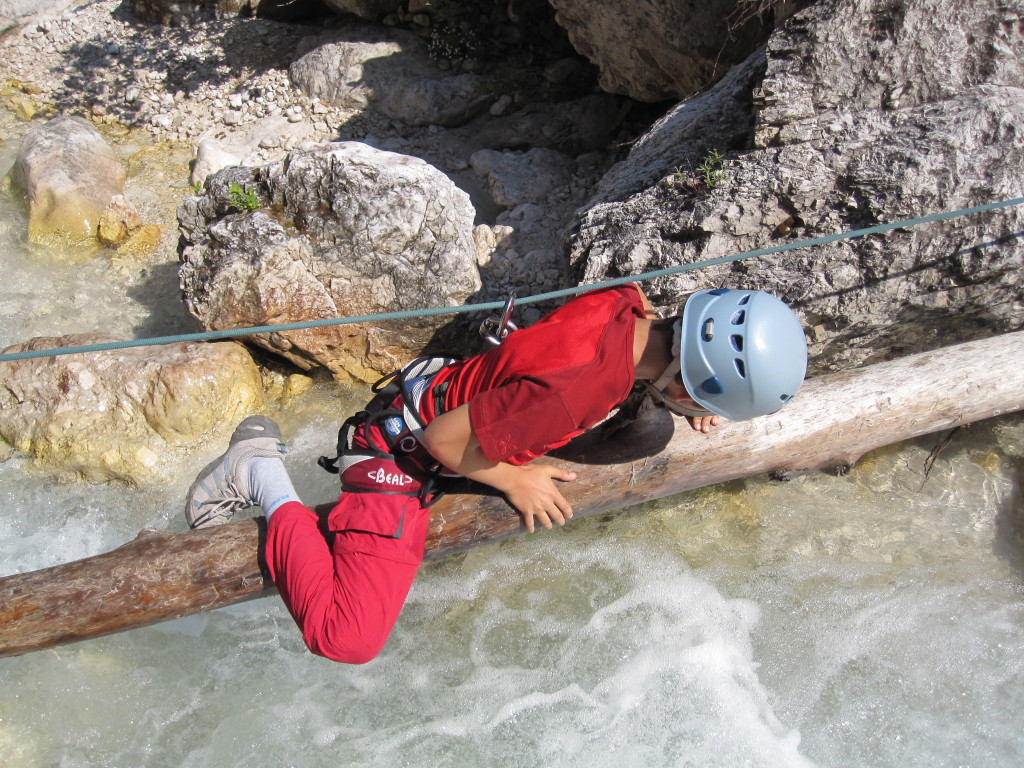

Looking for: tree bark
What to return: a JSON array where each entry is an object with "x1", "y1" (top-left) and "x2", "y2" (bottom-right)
[{"x1": 2, "y1": 331, "x2": 1023, "y2": 658}]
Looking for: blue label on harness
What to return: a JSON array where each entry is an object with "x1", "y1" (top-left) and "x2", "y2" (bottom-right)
[{"x1": 384, "y1": 416, "x2": 404, "y2": 436}]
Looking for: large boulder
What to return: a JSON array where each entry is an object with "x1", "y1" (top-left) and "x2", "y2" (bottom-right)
[
  {"x1": 128, "y1": 0, "x2": 328, "y2": 25},
  {"x1": 0, "y1": 336, "x2": 265, "y2": 484},
  {"x1": 289, "y1": 26, "x2": 493, "y2": 128},
  {"x1": 318, "y1": 0, "x2": 400, "y2": 18},
  {"x1": 1, "y1": 0, "x2": 78, "y2": 35},
  {"x1": 568, "y1": 0, "x2": 1024, "y2": 373},
  {"x1": 547, "y1": 0, "x2": 797, "y2": 102},
  {"x1": 178, "y1": 141, "x2": 483, "y2": 382},
  {"x1": 9, "y1": 116, "x2": 141, "y2": 249}
]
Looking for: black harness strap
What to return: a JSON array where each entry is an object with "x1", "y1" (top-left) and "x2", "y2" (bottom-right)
[{"x1": 318, "y1": 357, "x2": 460, "y2": 506}]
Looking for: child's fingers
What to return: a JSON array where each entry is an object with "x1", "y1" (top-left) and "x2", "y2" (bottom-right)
[{"x1": 548, "y1": 467, "x2": 577, "y2": 483}]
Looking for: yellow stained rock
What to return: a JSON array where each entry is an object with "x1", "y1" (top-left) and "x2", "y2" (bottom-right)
[
  {"x1": 10, "y1": 95, "x2": 37, "y2": 120},
  {"x1": 115, "y1": 223, "x2": 161, "y2": 257}
]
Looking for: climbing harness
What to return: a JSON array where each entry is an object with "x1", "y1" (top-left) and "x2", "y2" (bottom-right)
[
  {"x1": 318, "y1": 356, "x2": 459, "y2": 506},
  {"x1": 318, "y1": 292, "x2": 519, "y2": 506}
]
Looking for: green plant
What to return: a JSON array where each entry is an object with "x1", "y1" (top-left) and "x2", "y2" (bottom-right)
[
  {"x1": 696, "y1": 149, "x2": 728, "y2": 189},
  {"x1": 228, "y1": 182, "x2": 260, "y2": 213},
  {"x1": 192, "y1": 181, "x2": 204, "y2": 195}
]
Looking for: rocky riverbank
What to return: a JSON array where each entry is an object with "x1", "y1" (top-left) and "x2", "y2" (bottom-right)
[
  {"x1": 3, "y1": 1, "x2": 351, "y2": 151},
  {"x1": 0, "y1": 0, "x2": 629, "y2": 482},
  {"x1": 1, "y1": 0, "x2": 630, "y2": 297},
  {"x1": 3, "y1": 0, "x2": 1023, "y2": 485}
]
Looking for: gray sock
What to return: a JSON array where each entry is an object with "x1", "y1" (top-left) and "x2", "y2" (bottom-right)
[{"x1": 248, "y1": 456, "x2": 301, "y2": 518}]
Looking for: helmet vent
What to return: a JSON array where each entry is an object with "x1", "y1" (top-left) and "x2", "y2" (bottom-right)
[
  {"x1": 734, "y1": 359, "x2": 746, "y2": 378},
  {"x1": 700, "y1": 376, "x2": 724, "y2": 395},
  {"x1": 780, "y1": 394, "x2": 792, "y2": 402},
  {"x1": 731, "y1": 310, "x2": 746, "y2": 325},
  {"x1": 738, "y1": 294, "x2": 750, "y2": 305},
  {"x1": 730, "y1": 334, "x2": 743, "y2": 352}
]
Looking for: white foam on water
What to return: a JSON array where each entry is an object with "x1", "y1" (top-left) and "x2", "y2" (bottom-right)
[
  {"x1": 3, "y1": 408, "x2": 1024, "y2": 767},
  {"x1": 343, "y1": 533, "x2": 816, "y2": 768}
]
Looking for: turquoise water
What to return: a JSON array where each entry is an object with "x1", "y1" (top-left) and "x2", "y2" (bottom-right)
[{"x1": 2, "y1": 118, "x2": 1023, "y2": 768}]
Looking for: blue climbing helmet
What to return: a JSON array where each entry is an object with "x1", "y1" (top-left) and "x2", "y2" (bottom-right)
[{"x1": 661, "y1": 289, "x2": 808, "y2": 421}]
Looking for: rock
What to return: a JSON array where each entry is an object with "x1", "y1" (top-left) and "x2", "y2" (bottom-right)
[
  {"x1": 116, "y1": 223, "x2": 162, "y2": 258},
  {"x1": 178, "y1": 141, "x2": 483, "y2": 382},
  {"x1": 753, "y1": 0, "x2": 1024, "y2": 148},
  {"x1": 289, "y1": 26, "x2": 494, "y2": 128},
  {"x1": 9, "y1": 116, "x2": 138, "y2": 247},
  {"x1": 97, "y1": 194, "x2": 142, "y2": 245},
  {"x1": 470, "y1": 147, "x2": 576, "y2": 209},
  {"x1": 474, "y1": 93, "x2": 627, "y2": 154},
  {"x1": 9, "y1": 94, "x2": 38, "y2": 120},
  {"x1": 128, "y1": 0, "x2": 327, "y2": 25},
  {"x1": 547, "y1": 0, "x2": 783, "y2": 102},
  {"x1": 1, "y1": 0, "x2": 79, "y2": 37},
  {"x1": 190, "y1": 139, "x2": 243, "y2": 188},
  {"x1": 190, "y1": 117, "x2": 320, "y2": 187},
  {"x1": 568, "y1": 0, "x2": 1024, "y2": 373},
  {"x1": 318, "y1": 0, "x2": 401, "y2": 19},
  {"x1": 589, "y1": 52, "x2": 765, "y2": 205},
  {"x1": 0, "y1": 335, "x2": 265, "y2": 484}
]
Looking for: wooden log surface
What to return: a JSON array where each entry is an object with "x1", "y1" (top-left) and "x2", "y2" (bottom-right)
[{"x1": 2, "y1": 331, "x2": 1023, "y2": 658}]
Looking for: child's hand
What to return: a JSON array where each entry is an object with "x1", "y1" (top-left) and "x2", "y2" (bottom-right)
[
  {"x1": 687, "y1": 413, "x2": 721, "y2": 433},
  {"x1": 505, "y1": 464, "x2": 577, "y2": 533}
]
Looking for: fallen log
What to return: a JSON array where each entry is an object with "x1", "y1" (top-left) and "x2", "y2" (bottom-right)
[{"x1": 2, "y1": 331, "x2": 1023, "y2": 658}]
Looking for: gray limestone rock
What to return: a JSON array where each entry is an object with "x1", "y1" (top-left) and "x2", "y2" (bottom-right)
[
  {"x1": 546, "y1": 0, "x2": 791, "y2": 102},
  {"x1": 470, "y1": 147, "x2": 577, "y2": 209},
  {"x1": 178, "y1": 141, "x2": 483, "y2": 382},
  {"x1": 568, "y1": 0, "x2": 1024, "y2": 373},
  {"x1": 289, "y1": 26, "x2": 494, "y2": 127}
]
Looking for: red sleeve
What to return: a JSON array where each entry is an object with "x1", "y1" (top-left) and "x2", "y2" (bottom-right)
[{"x1": 469, "y1": 379, "x2": 579, "y2": 464}]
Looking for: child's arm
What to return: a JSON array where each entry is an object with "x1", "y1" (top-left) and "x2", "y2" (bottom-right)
[
  {"x1": 421, "y1": 405, "x2": 577, "y2": 533},
  {"x1": 634, "y1": 284, "x2": 658, "y2": 318}
]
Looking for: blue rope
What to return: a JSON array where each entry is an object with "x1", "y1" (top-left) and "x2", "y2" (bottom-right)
[{"x1": 2, "y1": 196, "x2": 1022, "y2": 364}]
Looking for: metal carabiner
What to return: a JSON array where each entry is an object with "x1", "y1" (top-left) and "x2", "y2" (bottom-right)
[{"x1": 479, "y1": 293, "x2": 518, "y2": 346}]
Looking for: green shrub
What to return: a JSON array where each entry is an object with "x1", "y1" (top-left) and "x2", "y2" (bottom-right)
[{"x1": 228, "y1": 182, "x2": 260, "y2": 213}]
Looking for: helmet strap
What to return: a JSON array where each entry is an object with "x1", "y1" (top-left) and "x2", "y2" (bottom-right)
[
  {"x1": 647, "y1": 356, "x2": 713, "y2": 418},
  {"x1": 651, "y1": 355, "x2": 680, "y2": 392}
]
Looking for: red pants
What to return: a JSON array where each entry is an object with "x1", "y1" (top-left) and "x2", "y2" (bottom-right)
[{"x1": 265, "y1": 494, "x2": 431, "y2": 664}]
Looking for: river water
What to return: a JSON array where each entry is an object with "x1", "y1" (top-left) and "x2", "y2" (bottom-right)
[{"x1": 1, "y1": 117, "x2": 1023, "y2": 768}]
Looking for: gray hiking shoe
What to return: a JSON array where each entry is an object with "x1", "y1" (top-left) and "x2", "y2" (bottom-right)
[{"x1": 185, "y1": 415, "x2": 289, "y2": 529}]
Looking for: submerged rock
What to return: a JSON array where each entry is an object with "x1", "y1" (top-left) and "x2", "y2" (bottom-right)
[
  {"x1": 568, "y1": 0, "x2": 1024, "y2": 372},
  {"x1": 0, "y1": 335, "x2": 265, "y2": 484},
  {"x1": 9, "y1": 116, "x2": 142, "y2": 249},
  {"x1": 178, "y1": 141, "x2": 482, "y2": 382}
]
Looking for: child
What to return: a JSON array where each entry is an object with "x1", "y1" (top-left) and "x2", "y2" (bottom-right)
[{"x1": 185, "y1": 283, "x2": 807, "y2": 663}]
